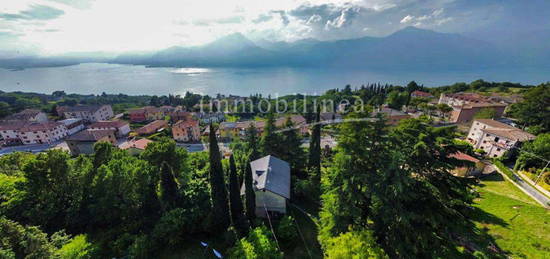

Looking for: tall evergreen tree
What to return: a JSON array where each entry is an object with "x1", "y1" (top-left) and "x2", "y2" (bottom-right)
[
  {"x1": 228, "y1": 155, "x2": 245, "y2": 227},
  {"x1": 260, "y1": 112, "x2": 281, "y2": 157},
  {"x1": 244, "y1": 159, "x2": 256, "y2": 223},
  {"x1": 245, "y1": 124, "x2": 260, "y2": 160},
  {"x1": 208, "y1": 124, "x2": 230, "y2": 231},
  {"x1": 159, "y1": 161, "x2": 180, "y2": 211},
  {"x1": 280, "y1": 117, "x2": 304, "y2": 171},
  {"x1": 308, "y1": 111, "x2": 321, "y2": 178}
]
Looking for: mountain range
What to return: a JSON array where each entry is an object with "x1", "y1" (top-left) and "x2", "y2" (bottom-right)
[{"x1": 2, "y1": 27, "x2": 549, "y2": 70}]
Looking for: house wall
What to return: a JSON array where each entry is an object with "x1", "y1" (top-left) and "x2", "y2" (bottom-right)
[
  {"x1": 467, "y1": 121, "x2": 518, "y2": 158},
  {"x1": 254, "y1": 190, "x2": 286, "y2": 217},
  {"x1": 92, "y1": 106, "x2": 114, "y2": 121},
  {"x1": 20, "y1": 125, "x2": 67, "y2": 145},
  {"x1": 33, "y1": 112, "x2": 49, "y2": 122}
]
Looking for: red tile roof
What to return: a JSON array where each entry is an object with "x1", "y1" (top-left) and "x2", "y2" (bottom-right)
[
  {"x1": 89, "y1": 120, "x2": 128, "y2": 128},
  {"x1": 449, "y1": 152, "x2": 479, "y2": 163}
]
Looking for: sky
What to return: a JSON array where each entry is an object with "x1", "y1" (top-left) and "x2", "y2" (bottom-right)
[{"x1": 1, "y1": 0, "x2": 549, "y2": 57}]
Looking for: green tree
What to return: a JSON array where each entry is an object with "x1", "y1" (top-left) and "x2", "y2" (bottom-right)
[
  {"x1": 245, "y1": 124, "x2": 260, "y2": 160},
  {"x1": 508, "y1": 84, "x2": 550, "y2": 134},
  {"x1": 56, "y1": 234, "x2": 95, "y2": 259},
  {"x1": 324, "y1": 230, "x2": 387, "y2": 259},
  {"x1": 436, "y1": 103, "x2": 453, "y2": 121},
  {"x1": 228, "y1": 155, "x2": 245, "y2": 231},
  {"x1": 308, "y1": 112, "x2": 321, "y2": 180},
  {"x1": 208, "y1": 124, "x2": 230, "y2": 231},
  {"x1": 0, "y1": 217, "x2": 57, "y2": 258},
  {"x1": 229, "y1": 225, "x2": 283, "y2": 259},
  {"x1": 140, "y1": 138, "x2": 189, "y2": 182},
  {"x1": 159, "y1": 162, "x2": 180, "y2": 211},
  {"x1": 280, "y1": 117, "x2": 304, "y2": 172},
  {"x1": 244, "y1": 158, "x2": 256, "y2": 223},
  {"x1": 260, "y1": 112, "x2": 281, "y2": 157},
  {"x1": 515, "y1": 133, "x2": 550, "y2": 171}
]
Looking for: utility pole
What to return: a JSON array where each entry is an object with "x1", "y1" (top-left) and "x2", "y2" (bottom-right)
[{"x1": 534, "y1": 160, "x2": 550, "y2": 184}]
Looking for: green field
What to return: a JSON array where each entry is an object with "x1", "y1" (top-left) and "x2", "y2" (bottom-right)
[{"x1": 474, "y1": 173, "x2": 550, "y2": 258}]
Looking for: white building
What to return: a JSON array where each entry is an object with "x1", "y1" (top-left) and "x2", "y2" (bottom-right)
[
  {"x1": 61, "y1": 105, "x2": 114, "y2": 122},
  {"x1": 18, "y1": 122, "x2": 67, "y2": 145},
  {"x1": 59, "y1": 118, "x2": 85, "y2": 135},
  {"x1": 241, "y1": 155, "x2": 290, "y2": 217},
  {"x1": 0, "y1": 121, "x2": 28, "y2": 145},
  {"x1": 88, "y1": 120, "x2": 131, "y2": 138},
  {"x1": 467, "y1": 119, "x2": 536, "y2": 158}
]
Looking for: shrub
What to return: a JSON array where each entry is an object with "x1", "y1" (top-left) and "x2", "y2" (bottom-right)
[
  {"x1": 324, "y1": 230, "x2": 388, "y2": 259},
  {"x1": 276, "y1": 216, "x2": 298, "y2": 246},
  {"x1": 56, "y1": 234, "x2": 95, "y2": 259},
  {"x1": 229, "y1": 225, "x2": 283, "y2": 259}
]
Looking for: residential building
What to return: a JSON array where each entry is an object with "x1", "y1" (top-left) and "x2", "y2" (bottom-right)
[
  {"x1": 411, "y1": 90, "x2": 434, "y2": 98},
  {"x1": 192, "y1": 112, "x2": 225, "y2": 124},
  {"x1": 450, "y1": 103, "x2": 507, "y2": 123},
  {"x1": 119, "y1": 138, "x2": 153, "y2": 155},
  {"x1": 320, "y1": 112, "x2": 343, "y2": 122},
  {"x1": 128, "y1": 108, "x2": 147, "y2": 122},
  {"x1": 4, "y1": 109, "x2": 48, "y2": 122},
  {"x1": 172, "y1": 118, "x2": 200, "y2": 142},
  {"x1": 467, "y1": 119, "x2": 536, "y2": 158},
  {"x1": 170, "y1": 110, "x2": 193, "y2": 123},
  {"x1": 274, "y1": 115, "x2": 308, "y2": 135},
  {"x1": 438, "y1": 93, "x2": 507, "y2": 123},
  {"x1": 59, "y1": 118, "x2": 85, "y2": 135},
  {"x1": 60, "y1": 105, "x2": 114, "y2": 122},
  {"x1": 88, "y1": 120, "x2": 131, "y2": 138},
  {"x1": 241, "y1": 155, "x2": 290, "y2": 217},
  {"x1": 19, "y1": 122, "x2": 67, "y2": 145},
  {"x1": 65, "y1": 129, "x2": 116, "y2": 155},
  {"x1": 0, "y1": 121, "x2": 28, "y2": 145},
  {"x1": 371, "y1": 107, "x2": 411, "y2": 125},
  {"x1": 449, "y1": 152, "x2": 485, "y2": 177},
  {"x1": 135, "y1": 120, "x2": 168, "y2": 135}
]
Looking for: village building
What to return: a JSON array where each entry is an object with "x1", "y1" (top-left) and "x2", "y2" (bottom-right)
[
  {"x1": 170, "y1": 110, "x2": 193, "y2": 123},
  {"x1": 371, "y1": 107, "x2": 411, "y2": 125},
  {"x1": 65, "y1": 129, "x2": 116, "y2": 155},
  {"x1": 467, "y1": 119, "x2": 536, "y2": 158},
  {"x1": 128, "y1": 108, "x2": 147, "y2": 122},
  {"x1": 60, "y1": 105, "x2": 114, "y2": 122},
  {"x1": 241, "y1": 155, "x2": 290, "y2": 217},
  {"x1": 18, "y1": 122, "x2": 67, "y2": 145},
  {"x1": 172, "y1": 118, "x2": 200, "y2": 142},
  {"x1": 88, "y1": 120, "x2": 131, "y2": 138},
  {"x1": 411, "y1": 90, "x2": 434, "y2": 99},
  {"x1": 119, "y1": 138, "x2": 153, "y2": 155},
  {"x1": 135, "y1": 120, "x2": 168, "y2": 135},
  {"x1": 59, "y1": 118, "x2": 85, "y2": 135},
  {"x1": 192, "y1": 112, "x2": 225, "y2": 124},
  {"x1": 438, "y1": 93, "x2": 507, "y2": 123},
  {"x1": 0, "y1": 121, "x2": 28, "y2": 145},
  {"x1": 4, "y1": 109, "x2": 48, "y2": 122},
  {"x1": 449, "y1": 152, "x2": 485, "y2": 177}
]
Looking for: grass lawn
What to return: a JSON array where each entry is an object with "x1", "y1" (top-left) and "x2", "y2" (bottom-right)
[{"x1": 474, "y1": 173, "x2": 550, "y2": 258}]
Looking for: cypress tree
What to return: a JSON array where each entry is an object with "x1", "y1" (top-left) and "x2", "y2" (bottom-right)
[
  {"x1": 160, "y1": 161, "x2": 179, "y2": 211},
  {"x1": 208, "y1": 124, "x2": 230, "y2": 231},
  {"x1": 308, "y1": 111, "x2": 322, "y2": 178},
  {"x1": 228, "y1": 155, "x2": 245, "y2": 226},
  {"x1": 281, "y1": 117, "x2": 304, "y2": 171},
  {"x1": 260, "y1": 112, "x2": 280, "y2": 156},
  {"x1": 245, "y1": 124, "x2": 260, "y2": 160},
  {"x1": 244, "y1": 159, "x2": 256, "y2": 223}
]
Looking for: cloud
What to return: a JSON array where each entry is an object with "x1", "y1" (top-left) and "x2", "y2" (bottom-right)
[
  {"x1": 325, "y1": 6, "x2": 361, "y2": 29},
  {"x1": 399, "y1": 8, "x2": 452, "y2": 27},
  {"x1": 47, "y1": 0, "x2": 95, "y2": 10},
  {"x1": 0, "y1": 5, "x2": 65, "y2": 21},
  {"x1": 193, "y1": 16, "x2": 244, "y2": 26}
]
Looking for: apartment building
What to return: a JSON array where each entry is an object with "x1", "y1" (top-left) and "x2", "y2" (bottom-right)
[
  {"x1": 438, "y1": 93, "x2": 507, "y2": 123},
  {"x1": 467, "y1": 119, "x2": 536, "y2": 158},
  {"x1": 65, "y1": 129, "x2": 116, "y2": 155},
  {"x1": 135, "y1": 120, "x2": 168, "y2": 135},
  {"x1": 61, "y1": 105, "x2": 114, "y2": 122},
  {"x1": 18, "y1": 122, "x2": 67, "y2": 145},
  {"x1": 172, "y1": 118, "x2": 200, "y2": 142},
  {"x1": 88, "y1": 120, "x2": 131, "y2": 138},
  {"x1": 59, "y1": 118, "x2": 85, "y2": 135}
]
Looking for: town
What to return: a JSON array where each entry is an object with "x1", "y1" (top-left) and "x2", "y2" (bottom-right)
[{"x1": 0, "y1": 81, "x2": 548, "y2": 258}]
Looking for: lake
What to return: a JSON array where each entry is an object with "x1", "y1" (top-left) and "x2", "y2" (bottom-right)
[{"x1": 0, "y1": 63, "x2": 547, "y2": 96}]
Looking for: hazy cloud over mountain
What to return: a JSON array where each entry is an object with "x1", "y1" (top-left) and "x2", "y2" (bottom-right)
[{"x1": 0, "y1": 0, "x2": 549, "y2": 56}]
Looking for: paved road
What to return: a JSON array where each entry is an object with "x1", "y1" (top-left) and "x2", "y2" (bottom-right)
[
  {"x1": 496, "y1": 163, "x2": 550, "y2": 208},
  {"x1": 510, "y1": 172, "x2": 550, "y2": 207},
  {"x1": 0, "y1": 141, "x2": 63, "y2": 155}
]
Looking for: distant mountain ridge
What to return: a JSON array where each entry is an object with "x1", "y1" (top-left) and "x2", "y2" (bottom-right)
[
  {"x1": 110, "y1": 27, "x2": 513, "y2": 70},
  {"x1": 2, "y1": 27, "x2": 548, "y2": 70}
]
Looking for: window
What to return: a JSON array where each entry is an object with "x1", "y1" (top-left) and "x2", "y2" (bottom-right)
[
  {"x1": 486, "y1": 134, "x2": 490, "y2": 137},
  {"x1": 494, "y1": 137, "x2": 500, "y2": 142},
  {"x1": 493, "y1": 154, "x2": 497, "y2": 157},
  {"x1": 255, "y1": 170, "x2": 265, "y2": 176},
  {"x1": 497, "y1": 148, "x2": 501, "y2": 151}
]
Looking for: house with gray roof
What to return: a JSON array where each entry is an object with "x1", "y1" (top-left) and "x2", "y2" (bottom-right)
[{"x1": 241, "y1": 155, "x2": 290, "y2": 217}]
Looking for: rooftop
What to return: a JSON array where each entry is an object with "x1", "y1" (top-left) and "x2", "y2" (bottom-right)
[
  {"x1": 89, "y1": 120, "x2": 128, "y2": 128},
  {"x1": 119, "y1": 138, "x2": 152, "y2": 150},
  {"x1": 242, "y1": 155, "x2": 290, "y2": 199},
  {"x1": 66, "y1": 129, "x2": 114, "y2": 142},
  {"x1": 20, "y1": 122, "x2": 63, "y2": 132},
  {"x1": 62, "y1": 105, "x2": 107, "y2": 113},
  {"x1": 476, "y1": 119, "x2": 536, "y2": 141}
]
